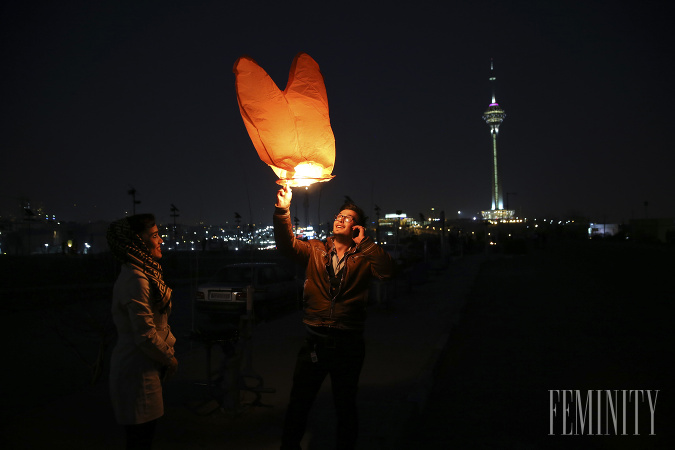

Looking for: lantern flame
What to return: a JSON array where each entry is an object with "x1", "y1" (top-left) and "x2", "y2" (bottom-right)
[
  {"x1": 277, "y1": 161, "x2": 328, "y2": 187},
  {"x1": 233, "y1": 53, "x2": 335, "y2": 187}
]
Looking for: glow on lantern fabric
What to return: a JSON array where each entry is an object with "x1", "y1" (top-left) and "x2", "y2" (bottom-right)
[{"x1": 233, "y1": 52, "x2": 335, "y2": 186}]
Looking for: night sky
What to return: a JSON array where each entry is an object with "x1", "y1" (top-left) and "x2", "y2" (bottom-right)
[{"x1": 2, "y1": 0, "x2": 672, "y2": 227}]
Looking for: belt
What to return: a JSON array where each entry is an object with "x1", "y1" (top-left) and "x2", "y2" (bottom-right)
[{"x1": 305, "y1": 325, "x2": 363, "y2": 348}]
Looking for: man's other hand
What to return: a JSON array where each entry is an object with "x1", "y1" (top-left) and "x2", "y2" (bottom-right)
[{"x1": 352, "y1": 225, "x2": 366, "y2": 245}]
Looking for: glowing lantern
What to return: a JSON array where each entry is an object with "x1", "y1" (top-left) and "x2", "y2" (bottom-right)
[{"x1": 233, "y1": 52, "x2": 335, "y2": 187}]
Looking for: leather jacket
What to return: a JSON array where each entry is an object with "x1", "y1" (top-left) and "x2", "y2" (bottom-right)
[{"x1": 274, "y1": 207, "x2": 393, "y2": 331}]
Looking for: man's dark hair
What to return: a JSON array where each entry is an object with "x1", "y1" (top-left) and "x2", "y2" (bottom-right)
[
  {"x1": 128, "y1": 214, "x2": 156, "y2": 234},
  {"x1": 338, "y1": 203, "x2": 366, "y2": 226}
]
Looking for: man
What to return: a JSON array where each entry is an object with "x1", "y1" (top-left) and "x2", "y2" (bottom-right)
[{"x1": 274, "y1": 185, "x2": 394, "y2": 450}]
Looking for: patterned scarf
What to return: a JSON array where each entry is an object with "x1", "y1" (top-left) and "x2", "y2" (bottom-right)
[{"x1": 107, "y1": 217, "x2": 171, "y2": 311}]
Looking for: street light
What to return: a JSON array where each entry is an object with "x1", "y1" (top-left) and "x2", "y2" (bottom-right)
[
  {"x1": 170, "y1": 204, "x2": 180, "y2": 250},
  {"x1": 127, "y1": 187, "x2": 141, "y2": 215}
]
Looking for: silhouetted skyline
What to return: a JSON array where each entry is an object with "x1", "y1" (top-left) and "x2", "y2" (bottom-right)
[{"x1": 2, "y1": 1, "x2": 673, "y2": 226}]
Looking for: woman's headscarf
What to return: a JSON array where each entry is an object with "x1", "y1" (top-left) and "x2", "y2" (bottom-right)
[{"x1": 107, "y1": 217, "x2": 171, "y2": 311}]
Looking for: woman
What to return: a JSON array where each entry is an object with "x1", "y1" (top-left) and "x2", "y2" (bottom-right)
[{"x1": 107, "y1": 214, "x2": 178, "y2": 450}]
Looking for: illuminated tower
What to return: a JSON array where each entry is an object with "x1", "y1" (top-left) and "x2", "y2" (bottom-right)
[{"x1": 481, "y1": 59, "x2": 513, "y2": 221}]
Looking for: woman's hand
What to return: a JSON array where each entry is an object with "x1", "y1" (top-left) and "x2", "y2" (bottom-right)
[
  {"x1": 163, "y1": 356, "x2": 178, "y2": 382},
  {"x1": 276, "y1": 185, "x2": 292, "y2": 209},
  {"x1": 168, "y1": 356, "x2": 178, "y2": 373}
]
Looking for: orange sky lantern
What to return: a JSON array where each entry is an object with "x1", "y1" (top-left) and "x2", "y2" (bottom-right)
[{"x1": 233, "y1": 52, "x2": 335, "y2": 187}]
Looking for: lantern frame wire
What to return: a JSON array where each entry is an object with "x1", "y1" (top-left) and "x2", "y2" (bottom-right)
[{"x1": 276, "y1": 176, "x2": 335, "y2": 187}]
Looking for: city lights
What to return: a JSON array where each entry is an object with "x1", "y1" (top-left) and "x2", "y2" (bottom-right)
[{"x1": 0, "y1": 209, "x2": 629, "y2": 256}]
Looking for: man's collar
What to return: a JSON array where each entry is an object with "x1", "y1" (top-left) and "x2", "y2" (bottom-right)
[{"x1": 327, "y1": 236, "x2": 358, "y2": 256}]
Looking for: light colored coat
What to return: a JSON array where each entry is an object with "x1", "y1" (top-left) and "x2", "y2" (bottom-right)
[{"x1": 109, "y1": 264, "x2": 175, "y2": 425}]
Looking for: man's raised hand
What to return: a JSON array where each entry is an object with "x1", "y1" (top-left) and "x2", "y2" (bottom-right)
[{"x1": 276, "y1": 185, "x2": 292, "y2": 209}]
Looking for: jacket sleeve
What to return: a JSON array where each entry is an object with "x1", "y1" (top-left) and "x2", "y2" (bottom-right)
[
  {"x1": 357, "y1": 236, "x2": 394, "y2": 280},
  {"x1": 273, "y1": 207, "x2": 313, "y2": 265},
  {"x1": 122, "y1": 273, "x2": 175, "y2": 366}
]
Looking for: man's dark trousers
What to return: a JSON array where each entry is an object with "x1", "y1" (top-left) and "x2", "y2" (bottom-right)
[{"x1": 280, "y1": 331, "x2": 365, "y2": 450}]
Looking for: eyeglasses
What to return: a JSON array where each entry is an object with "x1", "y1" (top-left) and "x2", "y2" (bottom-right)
[{"x1": 334, "y1": 214, "x2": 355, "y2": 223}]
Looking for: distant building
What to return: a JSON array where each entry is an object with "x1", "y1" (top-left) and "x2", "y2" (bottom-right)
[
  {"x1": 629, "y1": 218, "x2": 675, "y2": 243},
  {"x1": 588, "y1": 222, "x2": 620, "y2": 238}
]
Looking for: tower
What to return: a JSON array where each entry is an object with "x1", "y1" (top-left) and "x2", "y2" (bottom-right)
[{"x1": 481, "y1": 59, "x2": 513, "y2": 221}]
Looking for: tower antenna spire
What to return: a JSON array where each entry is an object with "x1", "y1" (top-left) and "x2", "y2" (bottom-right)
[{"x1": 490, "y1": 58, "x2": 496, "y2": 104}]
